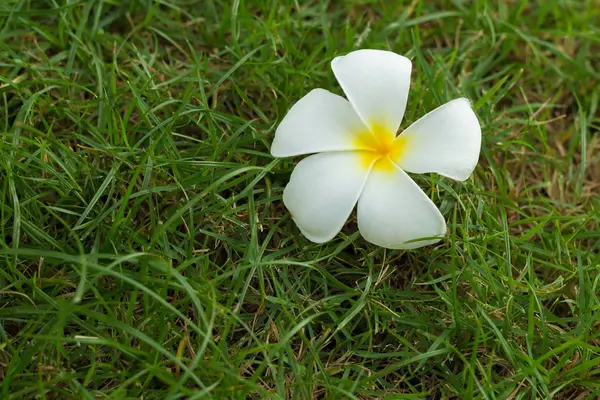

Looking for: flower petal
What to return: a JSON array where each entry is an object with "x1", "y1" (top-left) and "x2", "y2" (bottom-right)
[
  {"x1": 331, "y1": 49, "x2": 412, "y2": 134},
  {"x1": 271, "y1": 88, "x2": 369, "y2": 157},
  {"x1": 283, "y1": 151, "x2": 371, "y2": 243},
  {"x1": 357, "y1": 159, "x2": 446, "y2": 249},
  {"x1": 394, "y1": 98, "x2": 482, "y2": 181}
]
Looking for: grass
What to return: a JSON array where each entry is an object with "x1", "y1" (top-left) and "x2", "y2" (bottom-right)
[{"x1": 1, "y1": 0, "x2": 599, "y2": 398}]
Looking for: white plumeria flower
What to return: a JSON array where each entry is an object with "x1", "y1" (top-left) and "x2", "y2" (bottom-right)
[{"x1": 271, "y1": 49, "x2": 481, "y2": 249}]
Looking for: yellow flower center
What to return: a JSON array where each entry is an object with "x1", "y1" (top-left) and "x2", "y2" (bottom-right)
[{"x1": 355, "y1": 124, "x2": 408, "y2": 172}]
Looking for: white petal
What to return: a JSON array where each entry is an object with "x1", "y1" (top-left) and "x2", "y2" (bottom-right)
[
  {"x1": 271, "y1": 89, "x2": 369, "y2": 157},
  {"x1": 283, "y1": 151, "x2": 371, "y2": 243},
  {"x1": 357, "y1": 160, "x2": 446, "y2": 249},
  {"x1": 394, "y1": 98, "x2": 482, "y2": 181},
  {"x1": 331, "y1": 49, "x2": 412, "y2": 134}
]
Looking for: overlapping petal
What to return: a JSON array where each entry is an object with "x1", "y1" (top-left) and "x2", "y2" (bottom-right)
[
  {"x1": 394, "y1": 98, "x2": 481, "y2": 181},
  {"x1": 271, "y1": 89, "x2": 369, "y2": 157},
  {"x1": 331, "y1": 49, "x2": 412, "y2": 135},
  {"x1": 357, "y1": 159, "x2": 446, "y2": 249},
  {"x1": 282, "y1": 151, "x2": 372, "y2": 243}
]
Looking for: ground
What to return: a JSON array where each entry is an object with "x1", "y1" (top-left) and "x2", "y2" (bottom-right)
[{"x1": 1, "y1": 0, "x2": 599, "y2": 399}]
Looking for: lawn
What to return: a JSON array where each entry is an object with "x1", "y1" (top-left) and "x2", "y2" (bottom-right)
[{"x1": 1, "y1": 0, "x2": 599, "y2": 398}]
